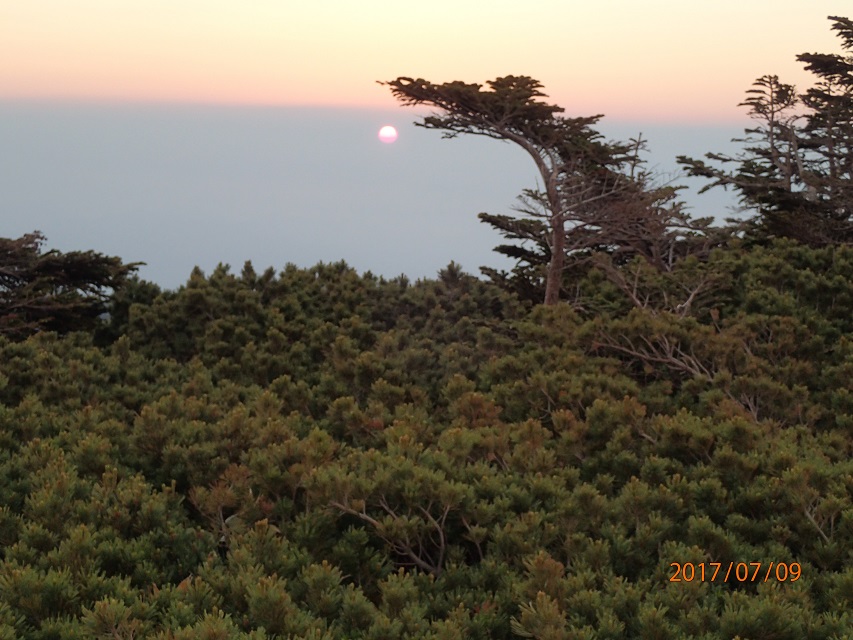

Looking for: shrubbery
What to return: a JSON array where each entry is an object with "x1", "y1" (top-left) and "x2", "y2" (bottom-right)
[{"x1": 1, "y1": 241, "x2": 851, "y2": 638}]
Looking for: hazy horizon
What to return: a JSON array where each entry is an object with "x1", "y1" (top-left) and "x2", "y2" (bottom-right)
[
  {"x1": 2, "y1": 101, "x2": 745, "y2": 289},
  {"x1": 4, "y1": 3, "x2": 846, "y2": 287}
]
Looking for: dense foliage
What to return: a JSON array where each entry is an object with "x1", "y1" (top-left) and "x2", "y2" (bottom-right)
[
  {"x1": 1, "y1": 242, "x2": 851, "y2": 639},
  {"x1": 0, "y1": 232, "x2": 138, "y2": 340}
]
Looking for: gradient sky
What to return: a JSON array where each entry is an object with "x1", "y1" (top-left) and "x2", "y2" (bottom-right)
[{"x1": 2, "y1": 2, "x2": 850, "y2": 121}]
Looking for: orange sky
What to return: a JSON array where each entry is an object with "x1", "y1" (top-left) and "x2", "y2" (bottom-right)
[{"x1": 1, "y1": 2, "x2": 849, "y2": 122}]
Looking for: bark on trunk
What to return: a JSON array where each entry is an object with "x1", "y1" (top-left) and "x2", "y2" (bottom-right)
[{"x1": 543, "y1": 214, "x2": 564, "y2": 305}]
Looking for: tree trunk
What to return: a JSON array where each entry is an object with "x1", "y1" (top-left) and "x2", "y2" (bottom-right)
[{"x1": 543, "y1": 215, "x2": 564, "y2": 305}]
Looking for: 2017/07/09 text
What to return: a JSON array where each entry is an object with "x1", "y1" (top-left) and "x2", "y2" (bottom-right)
[{"x1": 669, "y1": 562, "x2": 801, "y2": 583}]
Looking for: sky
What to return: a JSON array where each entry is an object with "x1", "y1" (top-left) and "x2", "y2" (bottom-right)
[{"x1": 2, "y1": 2, "x2": 851, "y2": 287}]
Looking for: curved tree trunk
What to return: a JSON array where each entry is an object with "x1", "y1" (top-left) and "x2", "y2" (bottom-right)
[{"x1": 544, "y1": 214, "x2": 564, "y2": 305}]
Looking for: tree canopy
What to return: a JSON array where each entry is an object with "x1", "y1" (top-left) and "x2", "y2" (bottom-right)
[
  {"x1": 680, "y1": 15, "x2": 853, "y2": 244},
  {"x1": 0, "y1": 231, "x2": 138, "y2": 339}
]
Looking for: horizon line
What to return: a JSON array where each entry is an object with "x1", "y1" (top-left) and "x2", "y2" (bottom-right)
[{"x1": 0, "y1": 95, "x2": 752, "y2": 127}]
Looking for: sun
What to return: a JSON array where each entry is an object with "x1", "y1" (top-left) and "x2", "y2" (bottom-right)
[{"x1": 378, "y1": 125, "x2": 398, "y2": 144}]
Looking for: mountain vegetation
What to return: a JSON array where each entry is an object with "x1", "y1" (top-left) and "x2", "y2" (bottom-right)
[{"x1": 1, "y1": 14, "x2": 852, "y2": 640}]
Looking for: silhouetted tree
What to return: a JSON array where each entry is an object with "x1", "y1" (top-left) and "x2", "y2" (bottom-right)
[
  {"x1": 680, "y1": 16, "x2": 853, "y2": 244},
  {"x1": 797, "y1": 16, "x2": 853, "y2": 232},
  {"x1": 384, "y1": 77, "x2": 711, "y2": 305},
  {"x1": 0, "y1": 231, "x2": 138, "y2": 338},
  {"x1": 383, "y1": 76, "x2": 648, "y2": 305}
]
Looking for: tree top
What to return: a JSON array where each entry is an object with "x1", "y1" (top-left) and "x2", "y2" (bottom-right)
[{"x1": 380, "y1": 76, "x2": 606, "y2": 150}]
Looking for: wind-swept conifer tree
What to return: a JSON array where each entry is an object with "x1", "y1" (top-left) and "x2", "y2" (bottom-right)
[{"x1": 383, "y1": 77, "x2": 706, "y2": 304}]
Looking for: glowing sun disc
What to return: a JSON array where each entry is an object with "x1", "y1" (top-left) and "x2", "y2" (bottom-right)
[{"x1": 378, "y1": 125, "x2": 398, "y2": 143}]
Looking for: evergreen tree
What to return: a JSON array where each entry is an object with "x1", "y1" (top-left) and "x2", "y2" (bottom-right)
[
  {"x1": 681, "y1": 16, "x2": 853, "y2": 244},
  {"x1": 0, "y1": 231, "x2": 138, "y2": 339},
  {"x1": 383, "y1": 77, "x2": 706, "y2": 305},
  {"x1": 797, "y1": 16, "x2": 853, "y2": 233}
]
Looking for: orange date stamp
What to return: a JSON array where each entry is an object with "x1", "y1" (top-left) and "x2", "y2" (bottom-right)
[{"x1": 669, "y1": 562, "x2": 801, "y2": 583}]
